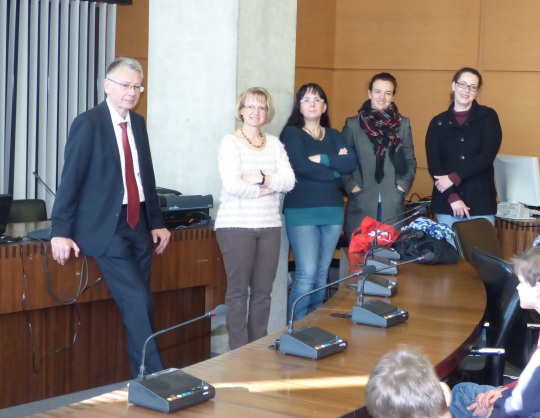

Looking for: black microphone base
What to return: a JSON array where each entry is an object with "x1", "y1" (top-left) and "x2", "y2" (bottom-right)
[
  {"x1": 351, "y1": 299, "x2": 408, "y2": 328},
  {"x1": 366, "y1": 256, "x2": 398, "y2": 275},
  {"x1": 278, "y1": 326, "x2": 348, "y2": 359},
  {"x1": 128, "y1": 368, "x2": 215, "y2": 413},
  {"x1": 361, "y1": 275, "x2": 397, "y2": 297}
]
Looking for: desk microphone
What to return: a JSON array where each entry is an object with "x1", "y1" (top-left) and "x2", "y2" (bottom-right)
[
  {"x1": 276, "y1": 269, "x2": 366, "y2": 359},
  {"x1": 33, "y1": 171, "x2": 56, "y2": 196},
  {"x1": 354, "y1": 246, "x2": 432, "y2": 297},
  {"x1": 352, "y1": 253, "x2": 435, "y2": 328},
  {"x1": 128, "y1": 304, "x2": 228, "y2": 413},
  {"x1": 364, "y1": 206, "x2": 427, "y2": 275}
]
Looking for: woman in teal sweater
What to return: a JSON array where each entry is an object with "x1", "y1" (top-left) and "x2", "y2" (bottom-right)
[{"x1": 281, "y1": 83, "x2": 356, "y2": 321}]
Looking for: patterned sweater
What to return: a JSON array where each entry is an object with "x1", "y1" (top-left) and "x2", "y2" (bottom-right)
[{"x1": 214, "y1": 133, "x2": 295, "y2": 229}]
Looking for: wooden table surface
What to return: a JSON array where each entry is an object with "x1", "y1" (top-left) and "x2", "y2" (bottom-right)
[{"x1": 32, "y1": 258, "x2": 486, "y2": 418}]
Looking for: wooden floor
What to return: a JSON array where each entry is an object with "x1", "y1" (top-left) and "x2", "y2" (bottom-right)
[{"x1": 32, "y1": 259, "x2": 486, "y2": 417}]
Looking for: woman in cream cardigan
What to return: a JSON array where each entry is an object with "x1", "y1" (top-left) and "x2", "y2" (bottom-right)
[{"x1": 214, "y1": 87, "x2": 295, "y2": 350}]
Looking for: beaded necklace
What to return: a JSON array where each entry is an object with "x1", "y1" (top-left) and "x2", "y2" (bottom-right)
[{"x1": 240, "y1": 127, "x2": 265, "y2": 148}]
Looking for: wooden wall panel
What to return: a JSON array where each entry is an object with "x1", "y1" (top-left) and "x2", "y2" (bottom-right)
[
  {"x1": 331, "y1": 70, "x2": 453, "y2": 166},
  {"x1": 115, "y1": 1, "x2": 149, "y2": 59},
  {"x1": 481, "y1": 72, "x2": 540, "y2": 156},
  {"x1": 296, "y1": 0, "x2": 336, "y2": 69},
  {"x1": 116, "y1": 0, "x2": 149, "y2": 118},
  {"x1": 482, "y1": 0, "x2": 540, "y2": 71},
  {"x1": 296, "y1": 0, "x2": 540, "y2": 201},
  {"x1": 334, "y1": 0, "x2": 481, "y2": 70},
  {"x1": 293, "y1": 67, "x2": 334, "y2": 113},
  {"x1": 412, "y1": 167, "x2": 434, "y2": 200}
]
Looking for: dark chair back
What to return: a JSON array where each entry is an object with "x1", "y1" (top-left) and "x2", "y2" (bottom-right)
[
  {"x1": 470, "y1": 247, "x2": 516, "y2": 326},
  {"x1": 453, "y1": 219, "x2": 503, "y2": 263},
  {"x1": 8, "y1": 199, "x2": 47, "y2": 223},
  {"x1": 469, "y1": 248, "x2": 529, "y2": 382}
]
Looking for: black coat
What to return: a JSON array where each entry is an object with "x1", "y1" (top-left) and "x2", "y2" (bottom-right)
[{"x1": 425, "y1": 100, "x2": 502, "y2": 216}]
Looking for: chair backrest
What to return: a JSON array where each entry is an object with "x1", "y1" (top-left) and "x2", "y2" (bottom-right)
[
  {"x1": 8, "y1": 199, "x2": 48, "y2": 223},
  {"x1": 453, "y1": 218, "x2": 503, "y2": 263},
  {"x1": 470, "y1": 248, "x2": 529, "y2": 370},
  {"x1": 470, "y1": 247, "x2": 515, "y2": 324}
]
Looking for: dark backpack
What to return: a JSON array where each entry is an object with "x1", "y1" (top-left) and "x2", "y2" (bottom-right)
[{"x1": 392, "y1": 229, "x2": 459, "y2": 264}]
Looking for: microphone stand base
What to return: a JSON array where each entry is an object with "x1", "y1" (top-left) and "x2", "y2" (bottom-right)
[
  {"x1": 366, "y1": 257, "x2": 398, "y2": 275},
  {"x1": 278, "y1": 326, "x2": 348, "y2": 359},
  {"x1": 351, "y1": 300, "x2": 408, "y2": 328},
  {"x1": 128, "y1": 368, "x2": 215, "y2": 413},
  {"x1": 360, "y1": 275, "x2": 397, "y2": 297},
  {"x1": 373, "y1": 247, "x2": 400, "y2": 260}
]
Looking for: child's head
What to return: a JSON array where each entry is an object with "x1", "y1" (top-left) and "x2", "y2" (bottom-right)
[
  {"x1": 366, "y1": 346, "x2": 449, "y2": 418},
  {"x1": 512, "y1": 246, "x2": 540, "y2": 287},
  {"x1": 512, "y1": 247, "x2": 540, "y2": 310}
]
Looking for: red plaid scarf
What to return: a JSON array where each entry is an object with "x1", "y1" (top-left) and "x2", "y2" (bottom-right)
[{"x1": 358, "y1": 100, "x2": 407, "y2": 183}]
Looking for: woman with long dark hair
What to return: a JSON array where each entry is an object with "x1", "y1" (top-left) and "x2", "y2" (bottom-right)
[{"x1": 281, "y1": 83, "x2": 356, "y2": 321}]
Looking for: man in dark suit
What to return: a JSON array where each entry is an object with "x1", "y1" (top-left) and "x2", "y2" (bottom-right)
[{"x1": 50, "y1": 57, "x2": 171, "y2": 378}]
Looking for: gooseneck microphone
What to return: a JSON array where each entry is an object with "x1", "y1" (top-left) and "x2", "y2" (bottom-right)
[
  {"x1": 356, "y1": 265, "x2": 379, "y2": 306},
  {"x1": 277, "y1": 269, "x2": 366, "y2": 359},
  {"x1": 363, "y1": 206, "x2": 427, "y2": 275},
  {"x1": 352, "y1": 253, "x2": 435, "y2": 328},
  {"x1": 33, "y1": 171, "x2": 56, "y2": 196},
  {"x1": 286, "y1": 269, "x2": 365, "y2": 333},
  {"x1": 138, "y1": 304, "x2": 228, "y2": 380},
  {"x1": 128, "y1": 304, "x2": 228, "y2": 413}
]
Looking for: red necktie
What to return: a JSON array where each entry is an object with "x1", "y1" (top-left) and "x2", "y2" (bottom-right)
[{"x1": 119, "y1": 122, "x2": 140, "y2": 228}]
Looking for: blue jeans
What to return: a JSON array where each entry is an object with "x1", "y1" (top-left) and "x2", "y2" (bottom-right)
[
  {"x1": 450, "y1": 382, "x2": 495, "y2": 417},
  {"x1": 436, "y1": 214, "x2": 495, "y2": 230},
  {"x1": 287, "y1": 224, "x2": 343, "y2": 322}
]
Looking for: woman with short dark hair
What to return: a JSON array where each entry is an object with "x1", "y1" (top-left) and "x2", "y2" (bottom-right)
[{"x1": 341, "y1": 72, "x2": 417, "y2": 241}]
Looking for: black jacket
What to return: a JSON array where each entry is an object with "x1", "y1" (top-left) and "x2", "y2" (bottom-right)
[{"x1": 425, "y1": 100, "x2": 502, "y2": 216}]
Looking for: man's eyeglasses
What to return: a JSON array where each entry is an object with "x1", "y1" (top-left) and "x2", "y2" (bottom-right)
[
  {"x1": 243, "y1": 105, "x2": 267, "y2": 112},
  {"x1": 299, "y1": 97, "x2": 325, "y2": 105},
  {"x1": 455, "y1": 81, "x2": 478, "y2": 92},
  {"x1": 107, "y1": 78, "x2": 145, "y2": 93}
]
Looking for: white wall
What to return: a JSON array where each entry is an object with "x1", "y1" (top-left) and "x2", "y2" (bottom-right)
[{"x1": 147, "y1": 0, "x2": 239, "y2": 202}]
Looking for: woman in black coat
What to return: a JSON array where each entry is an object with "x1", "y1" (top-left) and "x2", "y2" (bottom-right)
[{"x1": 425, "y1": 67, "x2": 502, "y2": 229}]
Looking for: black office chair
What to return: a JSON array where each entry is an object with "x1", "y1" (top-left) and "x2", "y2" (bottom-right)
[
  {"x1": 457, "y1": 248, "x2": 527, "y2": 386},
  {"x1": 452, "y1": 218, "x2": 503, "y2": 263},
  {"x1": 8, "y1": 199, "x2": 47, "y2": 223}
]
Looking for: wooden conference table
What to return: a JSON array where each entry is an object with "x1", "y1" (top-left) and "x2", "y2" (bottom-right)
[{"x1": 34, "y1": 253, "x2": 486, "y2": 417}]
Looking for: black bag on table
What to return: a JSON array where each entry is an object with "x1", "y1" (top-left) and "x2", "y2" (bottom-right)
[{"x1": 392, "y1": 229, "x2": 459, "y2": 265}]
